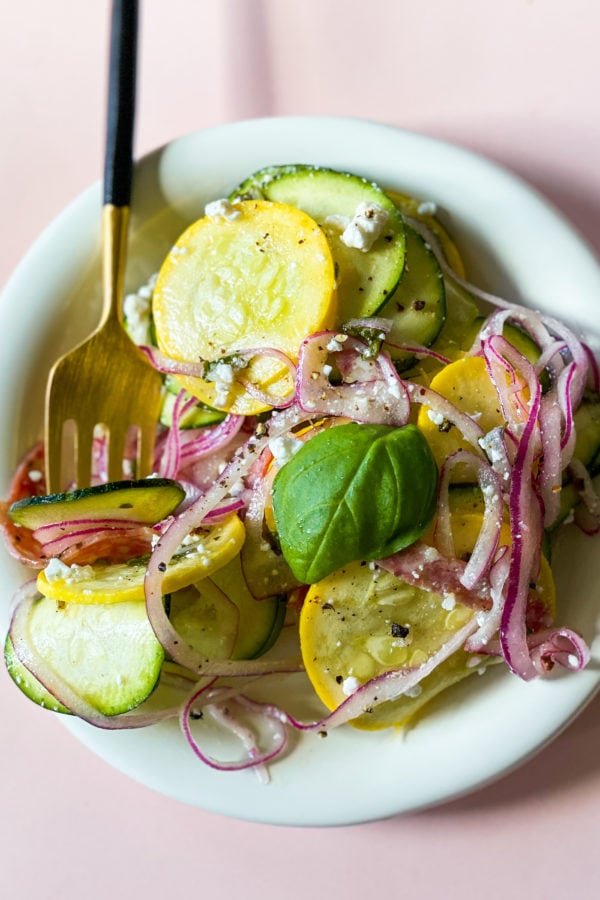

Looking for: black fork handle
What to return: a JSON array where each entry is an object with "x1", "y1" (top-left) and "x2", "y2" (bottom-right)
[{"x1": 103, "y1": 0, "x2": 138, "y2": 207}]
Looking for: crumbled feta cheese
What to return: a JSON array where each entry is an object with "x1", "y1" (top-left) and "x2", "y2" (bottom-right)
[
  {"x1": 326, "y1": 337, "x2": 344, "y2": 352},
  {"x1": 204, "y1": 361, "x2": 235, "y2": 407},
  {"x1": 427, "y1": 409, "x2": 446, "y2": 426},
  {"x1": 441, "y1": 593, "x2": 456, "y2": 611},
  {"x1": 340, "y1": 202, "x2": 390, "y2": 252},
  {"x1": 123, "y1": 274, "x2": 157, "y2": 346},
  {"x1": 417, "y1": 200, "x2": 437, "y2": 216},
  {"x1": 45, "y1": 558, "x2": 72, "y2": 582},
  {"x1": 204, "y1": 198, "x2": 242, "y2": 220},
  {"x1": 45, "y1": 559, "x2": 95, "y2": 584},
  {"x1": 342, "y1": 676, "x2": 361, "y2": 696},
  {"x1": 268, "y1": 435, "x2": 303, "y2": 466}
]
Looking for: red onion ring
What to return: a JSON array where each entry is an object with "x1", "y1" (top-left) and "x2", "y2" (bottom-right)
[
  {"x1": 435, "y1": 449, "x2": 504, "y2": 590},
  {"x1": 296, "y1": 331, "x2": 410, "y2": 426},
  {"x1": 405, "y1": 381, "x2": 485, "y2": 450},
  {"x1": 180, "y1": 682, "x2": 288, "y2": 773}
]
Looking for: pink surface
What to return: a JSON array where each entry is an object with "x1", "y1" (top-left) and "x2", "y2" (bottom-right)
[{"x1": 1, "y1": 1, "x2": 599, "y2": 896}]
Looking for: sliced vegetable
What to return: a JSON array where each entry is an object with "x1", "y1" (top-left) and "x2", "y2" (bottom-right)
[
  {"x1": 4, "y1": 634, "x2": 70, "y2": 714},
  {"x1": 152, "y1": 199, "x2": 337, "y2": 415},
  {"x1": 378, "y1": 221, "x2": 445, "y2": 366},
  {"x1": 387, "y1": 189, "x2": 466, "y2": 278},
  {"x1": 231, "y1": 164, "x2": 406, "y2": 319},
  {"x1": 416, "y1": 356, "x2": 505, "y2": 476},
  {"x1": 10, "y1": 594, "x2": 164, "y2": 716},
  {"x1": 299, "y1": 514, "x2": 555, "y2": 730},
  {"x1": 9, "y1": 478, "x2": 185, "y2": 529},
  {"x1": 36, "y1": 514, "x2": 245, "y2": 604},
  {"x1": 208, "y1": 554, "x2": 287, "y2": 659},
  {"x1": 167, "y1": 583, "x2": 239, "y2": 660}
]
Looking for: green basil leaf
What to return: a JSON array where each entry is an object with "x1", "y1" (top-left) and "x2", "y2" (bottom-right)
[{"x1": 271, "y1": 423, "x2": 438, "y2": 583}]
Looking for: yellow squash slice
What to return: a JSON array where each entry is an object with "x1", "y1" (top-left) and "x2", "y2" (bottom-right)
[
  {"x1": 416, "y1": 356, "x2": 505, "y2": 476},
  {"x1": 152, "y1": 199, "x2": 337, "y2": 415},
  {"x1": 36, "y1": 515, "x2": 245, "y2": 604},
  {"x1": 299, "y1": 512, "x2": 554, "y2": 730}
]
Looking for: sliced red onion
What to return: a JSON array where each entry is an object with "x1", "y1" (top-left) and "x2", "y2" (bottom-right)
[
  {"x1": 241, "y1": 461, "x2": 300, "y2": 599},
  {"x1": 482, "y1": 335, "x2": 533, "y2": 439},
  {"x1": 383, "y1": 340, "x2": 452, "y2": 366},
  {"x1": 537, "y1": 396, "x2": 564, "y2": 527},
  {"x1": 527, "y1": 626, "x2": 591, "y2": 675},
  {"x1": 156, "y1": 392, "x2": 198, "y2": 478},
  {"x1": 180, "y1": 683, "x2": 287, "y2": 773},
  {"x1": 144, "y1": 404, "x2": 312, "y2": 673},
  {"x1": 282, "y1": 616, "x2": 480, "y2": 732},
  {"x1": 296, "y1": 332, "x2": 410, "y2": 426},
  {"x1": 465, "y1": 545, "x2": 511, "y2": 652},
  {"x1": 499, "y1": 374, "x2": 544, "y2": 680},
  {"x1": 435, "y1": 450, "x2": 504, "y2": 590},
  {"x1": 405, "y1": 382, "x2": 485, "y2": 450}
]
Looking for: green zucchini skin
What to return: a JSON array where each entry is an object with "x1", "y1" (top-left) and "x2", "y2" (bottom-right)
[
  {"x1": 7, "y1": 596, "x2": 164, "y2": 717},
  {"x1": 378, "y1": 222, "x2": 446, "y2": 366},
  {"x1": 168, "y1": 556, "x2": 288, "y2": 663},
  {"x1": 231, "y1": 163, "x2": 406, "y2": 320},
  {"x1": 159, "y1": 387, "x2": 226, "y2": 430},
  {"x1": 9, "y1": 477, "x2": 185, "y2": 529},
  {"x1": 4, "y1": 634, "x2": 71, "y2": 714}
]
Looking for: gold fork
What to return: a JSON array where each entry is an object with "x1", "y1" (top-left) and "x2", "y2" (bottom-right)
[{"x1": 44, "y1": 0, "x2": 163, "y2": 492}]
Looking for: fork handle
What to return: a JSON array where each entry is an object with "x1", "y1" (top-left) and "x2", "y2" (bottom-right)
[{"x1": 104, "y1": 0, "x2": 138, "y2": 207}]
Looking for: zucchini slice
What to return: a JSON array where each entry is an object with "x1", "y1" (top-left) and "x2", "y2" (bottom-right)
[
  {"x1": 9, "y1": 478, "x2": 185, "y2": 529},
  {"x1": 231, "y1": 164, "x2": 406, "y2": 320},
  {"x1": 167, "y1": 557, "x2": 286, "y2": 661},
  {"x1": 10, "y1": 596, "x2": 164, "y2": 716},
  {"x1": 377, "y1": 221, "x2": 445, "y2": 365},
  {"x1": 208, "y1": 555, "x2": 287, "y2": 659},
  {"x1": 4, "y1": 634, "x2": 70, "y2": 714},
  {"x1": 159, "y1": 390, "x2": 227, "y2": 430}
]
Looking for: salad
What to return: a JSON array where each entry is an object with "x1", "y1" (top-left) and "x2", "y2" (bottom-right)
[{"x1": 2, "y1": 162, "x2": 599, "y2": 777}]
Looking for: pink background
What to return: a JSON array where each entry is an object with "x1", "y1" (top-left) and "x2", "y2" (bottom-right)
[{"x1": 1, "y1": 1, "x2": 599, "y2": 896}]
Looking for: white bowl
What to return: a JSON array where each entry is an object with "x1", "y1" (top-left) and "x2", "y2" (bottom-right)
[{"x1": 1, "y1": 116, "x2": 599, "y2": 826}]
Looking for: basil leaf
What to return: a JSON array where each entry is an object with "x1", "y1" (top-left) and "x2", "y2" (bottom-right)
[{"x1": 271, "y1": 423, "x2": 438, "y2": 583}]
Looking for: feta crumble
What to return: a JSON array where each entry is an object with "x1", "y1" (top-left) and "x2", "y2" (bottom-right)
[
  {"x1": 342, "y1": 676, "x2": 361, "y2": 696},
  {"x1": 204, "y1": 361, "x2": 235, "y2": 407},
  {"x1": 123, "y1": 272, "x2": 158, "y2": 345},
  {"x1": 268, "y1": 435, "x2": 303, "y2": 466},
  {"x1": 340, "y1": 202, "x2": 390, "y2": 252},
  {"x1": 204, "y1": 198, "x2": 242, "y2": 221}
]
